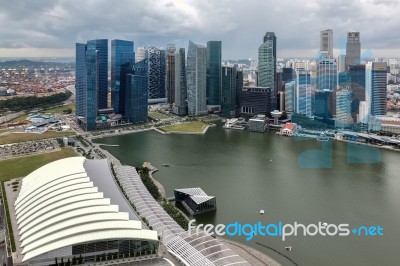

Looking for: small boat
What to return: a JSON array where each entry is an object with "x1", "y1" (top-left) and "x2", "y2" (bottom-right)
[
  {"x1": 259, "y1": 210, "x2": 265, "y2": 215},
  {"x1": 161, "y1": 164, "x2": 170, "y2": 167},
  {"x1": 317, "y1": 133, "x2": 329, "y2": 142},
  {"x1": 285, "y1": 246, "x2": 292, "y2": 251}
]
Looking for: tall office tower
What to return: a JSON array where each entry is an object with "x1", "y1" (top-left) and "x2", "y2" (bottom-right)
[
  {"x1": 111, "y1": 40, "x2": 134, "y2": 114},
  {"x1": 75, "y1": 43, "x2": 87, "y2": 118},
  {"x1": 345, "y1": 32, "x2": 361, "y2": 70},
  {"x1": 173, "y1": 48, "x2": 187, "y2": 116},
  {"x1": 84, "y1": 42, "x2": 99, "y2": 131},
  {"x1": 277, "y1": 91, "x2": 285, "y2": 111},
  {"x1": 349, "y1": 64, "x2": 366, "y2": 121},
  {"x1": 335, "y1": 89, "x2": 353, "y2": 127},
  {"x1": 146, "y1": 46, "x2": 166, "y2": 99},
  {"x1": 88, "y1": 39, "x2": 108, "y2": 109},
  {"x1": 296, "y1": 70, "x2": 312, "y2": 117},
  {"x1": 365, "y1": 62, "x2": 387, "y2": 116},
  {"x1": 75, "y1": 39, "x2": 108, "y2": 131},
  {"x1": 125, "y1": 59, "x2": 148, "y2": 123},
  {"x1": 320, "y1": 29, "x2": 333, "y2": 58},
  {"x1": 221, "y1": 66, "x2": 237, "y2": 117},
  {"x1": 258, "y1": 32, "x2": 276, "y2": 109},
  {"x1": 285, "y1": 81, "x2": 295, "y2": 113},
  {"x1": 317, "y1": 58, "x2": 338, "y2": 91},
  {"x1": 187, "y1": 41, "x2": 207, "y2": 116},
  {"x1": 166, "y1": 44, "x2": 176, "y2": 105},
  {"x1": 206, "y1": 41, "x2": 222, "y2": 106},
  {"x1": 136, "y1": 47, "x2": 145, "y2": 63},
  {"x1": 235, "y1": 69, "x2": 243, "y2": 116},
  {"x1": 337, "y1": 55, "x2": 346, "y2": 72}
]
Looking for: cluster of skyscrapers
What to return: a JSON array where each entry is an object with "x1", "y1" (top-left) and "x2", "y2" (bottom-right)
[
  {"x1": 75, "y1": 39, "x2": 244, "y2": 131},
  {"x1": 258, "y1": 29, "x2": 388, "y2": 128},
  {"x1": 75, "y1": 29, "x2": 388, "y2": 131}
]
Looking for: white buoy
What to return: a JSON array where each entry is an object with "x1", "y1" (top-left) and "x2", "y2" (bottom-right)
[
  {"x1": 260, "y1": 210, "x2": 265, "y2": 215},
  {"x1": 285, "y1": 246, "x2": 292, "y2": 251}
]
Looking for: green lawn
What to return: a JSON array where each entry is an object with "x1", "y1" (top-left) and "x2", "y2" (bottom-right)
[
  {"x1": 0, "y1": 148, "x2": 78, "y2": 182},
  {"x1": 149, "y1": 112, "x2": 168, "y2": 120},
  {"x1": 0, "y1": 131, "x2": 75, "y2": 145},
  {"x1": 160, "y1": 121, "x2": 209, "y2": 133},
  {"x1": 42, "y1": 103, "x2": 75, "y2": 114}
]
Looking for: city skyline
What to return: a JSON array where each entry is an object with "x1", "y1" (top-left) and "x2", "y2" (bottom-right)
[{"x1": 1, "y1": 0, "x2": 400, "y2": 58}]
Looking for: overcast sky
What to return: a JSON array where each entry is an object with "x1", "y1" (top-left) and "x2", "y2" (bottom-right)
[{"x1": 0, "y1": 0, "x2": 399, "y2": 59}]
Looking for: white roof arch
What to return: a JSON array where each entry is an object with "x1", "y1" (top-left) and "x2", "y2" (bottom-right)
[{"x1": 14, "y1": 157, "x2": 158, "y2": 263}]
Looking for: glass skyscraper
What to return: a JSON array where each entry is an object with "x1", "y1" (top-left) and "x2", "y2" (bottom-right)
[
  {"x1": 125, "y1": 59, "x2": 148, "y2": 123},
  {"x1": 258, "y1": 32, "x2": 276, "y2": 111},
  {"x1": 221, "y1": 66, "x2": 237, "y2": 117},
  {"x1": 75, "y1": 39, "x2": 108, "y2": 131},
  {"x1": 146, "y1": 46, "x2": 166, "y2": 99},
  {"x1": 111, "y1": 39, "x2": 134, "y2": 114},
  {"x1": 206, "y1": 41, "x2": 222, "y2": 106},
  {"x1": 173, "y1": 48, "x2": 187, "y2": 116},
  {"x1": 187, "y1": 41, "x2": 207, "y2": 116},
  {"x1": 75, "y1": 43, "x2": 87, "y2": 118},
  {"x1": 366, "y1": 62, "x2": 387, "y2": 116},
  {"x1": 166, "y1": 44, "x2": 176, "y2": 105},
  {"x1": 87, "y1": 39, "x2": 108, "y2": 110}
]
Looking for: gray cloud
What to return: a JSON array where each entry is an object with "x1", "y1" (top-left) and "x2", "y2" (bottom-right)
[{"x1": 0, "y1": 0, "x2": 399, "y2": 58}]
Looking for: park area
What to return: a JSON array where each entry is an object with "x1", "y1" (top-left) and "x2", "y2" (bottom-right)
[
  {"x1": 0, "y1": 131, "x2": 75, "y2": 145},
  {"x1": 159, "y1": 121, "x2": 209, "y2": 133},
  {"x1": 149, "y1": 112, "x2": 169, "y2": 120}
]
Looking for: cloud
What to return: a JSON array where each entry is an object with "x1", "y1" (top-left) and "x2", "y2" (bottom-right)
[{"x1": 0, "y1": 0, "x2": 399, "y2": 58}]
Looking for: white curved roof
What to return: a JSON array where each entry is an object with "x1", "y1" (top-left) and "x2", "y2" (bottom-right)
[{"x1": 14, "y1": 157, "x2": 158, "y2": 263}]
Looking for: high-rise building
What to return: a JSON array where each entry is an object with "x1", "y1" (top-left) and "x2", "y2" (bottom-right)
[
  {"x1": 111, "y1": 39, "x2": 134, "y2": 114},
  {"x1": 166, "y1": 44, "x2": 176, "y2": 105},
  {"x1": 187, "y1": 41, "x2": 207, "y2": 116},
  {"x1": 206, "y1": 41, "x2": 222, "y2": 106},
  {"x1": 337, "y1": 54, "x2": 346, "y2": 72},
  {"x1": 235, "y1": 69, "x2": 243, "y2": 116},
  {"x1": 365, "y1": 62, "x2": 387, "y2": 116},
  {"x1": 75, "y1": 39, "x2": 108, "y2": 131},
  {"x1": 317, "y1": 57, "x2": 338, "y2": 92},
  {"x1": 314, "y1": 91, "x2": 334, "y2": 119},
  {"x1": 282, "y1": 67, "x2": 295, "y2": 84},
  {"x1": 358, "y1": 101, "x2": 368, "y2": 123},
  {"x1": 320, "y1": 29, "x2": 333, "y2": 58},
  {"x1": 296, "y1": 70, "x2": 312, "y2": 117},
  {"x1": 136, "y1": 47, "x2": 145, "y2": 63},
  {"x1": 349, "y1": 64, "x2": 366, "y2": 121},
  {"x1": 240, "y1": 87, "x2": 271, "y2": 118},
  {"x1": 221, "y1": 66, "x2": 237, "y2": 117},
  {"x1": 75, "y1": 43, "x2": 87, "y2": 118},
  {"x1": 345, "y1": 32, "x2": 361, "y2": 70},
  {"x1": 173, "y1": 48, "x2": 187, "y2": 116},
  {"x1": 258, "y1": 32, "x2": 276, "y2": 97},
  {"x1": 285, "y1": 81, "x2": 296, "y2": 113},
  {"x1": 335, "y1": 89, "x2": 353, "y2": 127},
  {"x1": 146, "y1": 46, "x2": 166, "y2": 99},
  {"x1": 125, "y1": 59, "x2": 148, "y2": 123}
]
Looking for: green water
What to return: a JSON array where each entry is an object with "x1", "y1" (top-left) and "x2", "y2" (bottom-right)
[{"x1": 94, "y1": 125, "x2": 400, "y2": 266}]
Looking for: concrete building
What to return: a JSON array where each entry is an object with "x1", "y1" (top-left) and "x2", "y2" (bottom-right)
[
  {"x1": 358, "y1": 101, "x2": 368, "y2": 123},
  {"x1": 346, "y1": 32, "x2": 361, "y2": 70},
  {"x1": 174, "y1": 188, "x2": 216, "y2": 215},
  {"x1": 258, "y1": 33, "x2": 276, "y2": 110},
  {"x1": 135, "y1": 47, "x2": 145, "y2": 63},
  {"x1": 320, "y1": 29, "x2": 333, "y2": 58},
  {"x1": 248, "y1": 114, "x2": 268, "y2": 132},
  {"x1": 146, "y1": 46, "x2": 166, "y2": 100}
]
